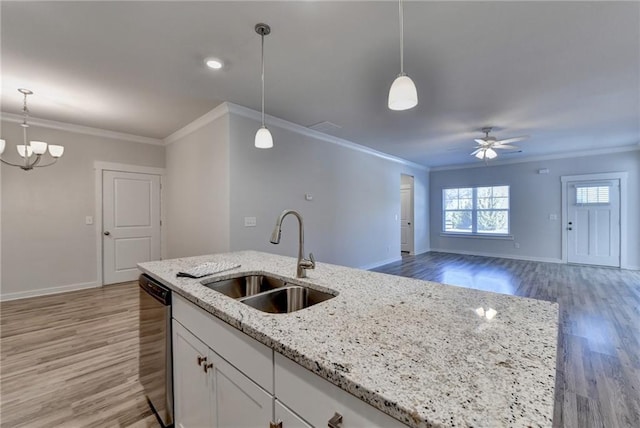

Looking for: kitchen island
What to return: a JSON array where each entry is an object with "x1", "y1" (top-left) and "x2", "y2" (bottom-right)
[{"x1": 139, "y1": 251, "x2": 558, "y2": 427}]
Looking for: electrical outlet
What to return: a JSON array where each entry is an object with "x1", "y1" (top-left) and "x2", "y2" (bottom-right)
[
  {"x1": 514, "y1": 242, "x2": 520, "y2": 249},
  {"x1": 85, "y1": 216, "x2": 94, "y2": 225}
]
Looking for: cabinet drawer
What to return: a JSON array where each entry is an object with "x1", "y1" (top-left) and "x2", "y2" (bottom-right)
[
  {"x1": 173, "y1": 294, "x2": 273, "y2": 392},
  {"x1": 275, "y1": 353, "x2": 407, "y2": 428}
]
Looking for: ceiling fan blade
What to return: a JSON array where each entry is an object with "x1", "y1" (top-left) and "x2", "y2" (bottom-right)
[
  {"x1": 495, "y1": 136, "x2": 528, "y2": 145},
  {"x1": 470, "y1": 148, "x2": 483, "y2": 155},
  {"x1": 494, "y1": 144, "x2": 519, "y2": 150},
  {"x1": 474, "y1": 139, "x2": 488, "y2": 145}
]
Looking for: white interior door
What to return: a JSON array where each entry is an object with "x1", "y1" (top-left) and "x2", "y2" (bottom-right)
[
  {"x1": 567, "y1": 180, "x2": 620, "y2": 267},
  {"x1": 103, "y1": 170, "x2": 161, "y2": 284},
  {"x1": 400, "y1": 187, "x2": 414, "y2": 253}
]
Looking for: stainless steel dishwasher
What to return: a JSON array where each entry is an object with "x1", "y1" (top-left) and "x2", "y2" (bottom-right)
[{"x1": 139, "y1": 274, "x2": 173, "y2": 427}]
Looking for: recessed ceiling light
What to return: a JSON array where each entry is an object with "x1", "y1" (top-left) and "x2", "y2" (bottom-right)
[{"x1": 205, "y1": 58, "x2": 223, "y2": 70}]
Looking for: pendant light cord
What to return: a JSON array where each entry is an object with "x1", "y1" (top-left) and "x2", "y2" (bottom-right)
[
  {"x1": 399, "y1": 0, "x2": 404, "y2": 74},
  {"x1": 261, "y1": 32, "x2": 265, "y2": 127}
]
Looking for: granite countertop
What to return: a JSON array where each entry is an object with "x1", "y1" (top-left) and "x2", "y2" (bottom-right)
[{"x1": 139, "y1": 251, "x2": 558, "y2": 428}]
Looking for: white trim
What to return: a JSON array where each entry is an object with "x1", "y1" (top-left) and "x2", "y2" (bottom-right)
[
  {"x1": 359, "y1": 256, "x2": 402, "y2": 271},
  {"x1": 94, "y1": 161, "x2": 166, "y2": 286},
  {"x1": 429, "y1": 249, "x2": 563, "y2": 264},
  {"x1": 440, "y1": 233, "x2": 515, "y2": 240},
  {"x1": 0, "y1": 281, "x2": 100, "y2": 302},
  {"x1": 430, "y1": 144, "x2": 640, "y2": 172},
  {"x1": 226, "y1": 103, "x2": 429, "y2": 171},
  {"x1": 0, "y1": 112, "x2": 163, "y2": 145},
  {"x1": 561, "y1": 171, "x2": 628, "y2": 268},
  {"x1": 163, "y1": 103, "x2": 230, "y2": 145}
]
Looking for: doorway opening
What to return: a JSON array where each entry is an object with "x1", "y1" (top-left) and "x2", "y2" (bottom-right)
[
  {"x1": 561, "y1": 172, "x2": 627, "y2": 268},
  {"x1": 400, "y1": 174, "x2": 415, "y2": 255}
]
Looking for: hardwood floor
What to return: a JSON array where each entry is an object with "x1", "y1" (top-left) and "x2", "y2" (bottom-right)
[
  {"x1": 0, "y1": 282, "x2": 158, "y2": 428},
  {"x1": 1, "y1": 253, "x2": 638, "y2": 427},
  {"x1": 374, "y1": 252, "x2": 640, "y2": 428}
]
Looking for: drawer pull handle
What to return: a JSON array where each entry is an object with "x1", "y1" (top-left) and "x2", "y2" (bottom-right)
[
  {"x1": 269, "y1": 422, "x2": 283, "y2": 428},
  {"x1": 328, "y1": 412, "x2": 343, "y2": 428},
  {"x1": 197, "y1": 355, "x2": 207, "y2": 366}
]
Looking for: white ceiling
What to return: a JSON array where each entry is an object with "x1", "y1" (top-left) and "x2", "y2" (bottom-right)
[{"x1": 2, "y1": 1, "x2": 638, "y2": 167}]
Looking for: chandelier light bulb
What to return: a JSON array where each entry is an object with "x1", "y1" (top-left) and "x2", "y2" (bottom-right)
[
  {"x1": 30, "y1": 141, "x2": 48, "y2": 155},
  {"x1": 0, "y1": 139, "x2": 5, "y2": 155},
  {"x1": 48, "y1": 145, "x2": 65, "y2": 158},
  {"x1": 17, "y1": 144, "x2": 33, "y2": 158}
]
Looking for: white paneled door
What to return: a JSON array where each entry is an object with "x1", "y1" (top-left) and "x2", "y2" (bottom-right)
[
  {"x1": 400, "y1": 187, "x2": 413, "y2": 253},
  {"x1": 103, "y1": 171, "x2": 161, "y2": 284},
  {"x1": 567, "y1": 180, "x2": 620, "y2": 267}
]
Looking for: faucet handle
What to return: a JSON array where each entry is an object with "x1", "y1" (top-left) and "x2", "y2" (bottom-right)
[{"x1": 308, "y1": 252, "x2": 316, "y2": 269}]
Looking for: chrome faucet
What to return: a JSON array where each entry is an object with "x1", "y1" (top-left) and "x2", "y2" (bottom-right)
[{"x1": 270, "y1": 210, "x2": 315, "y2": 278}]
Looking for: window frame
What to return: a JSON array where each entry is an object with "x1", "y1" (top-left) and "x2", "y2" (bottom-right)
[{"x1": 442, "y1": 185, "x2": 511, "y2": 237}]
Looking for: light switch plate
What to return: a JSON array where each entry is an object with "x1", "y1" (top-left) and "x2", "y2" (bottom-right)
[
  {"x1": 304, "y1": 193, "x2": 313, "y2": 201},
  {"x1": 85, "y1": 216, "x2": 94, "y2": 225},
  {"x1": 244, "y1": 217, "x2": 257, "y2": 227},
  {"x1": 549, "y1": 214, "x2": 557, "y2": 220}
]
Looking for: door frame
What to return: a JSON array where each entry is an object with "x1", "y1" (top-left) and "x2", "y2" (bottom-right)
[
  {"x1": 560, "y1": 171, "x2": 628, "y2": 268},
  {"x1": 400, "y1": 174, "x2": 415, "y2": 255},
  {"x1": 94, "y1": 161, "x2": 165, "y2": 286}
]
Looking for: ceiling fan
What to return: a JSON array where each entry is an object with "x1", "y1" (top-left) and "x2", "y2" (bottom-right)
[{"x1": 471, "y1": 127, "x2": 528, "y2": 161}]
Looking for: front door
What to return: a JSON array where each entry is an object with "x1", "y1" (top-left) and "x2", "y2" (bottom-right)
[
  {"x1": 103, "y1": 170, "x2": 161, "y2": 284},
  {"x1": 567, "y1": 179, "x2": 620, "y2": 267}
]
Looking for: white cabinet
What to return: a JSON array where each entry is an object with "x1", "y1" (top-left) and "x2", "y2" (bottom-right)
[
  {"x1": 173, "y1": 320, "x2": 272, "y2": 428},
  {"x1": 275, "y1": 353, "x2": 406, "y2": 428},
  {"x1": 173, "y1": 320, "x2": 212, "y2": 428},
  {"x1": 275, "y1": 400, "x2": 313, "y2": 428}
]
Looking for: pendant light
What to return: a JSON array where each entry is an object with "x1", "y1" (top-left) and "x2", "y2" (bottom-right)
[
  {"x1": 254, "y1": 23, "x2": 273, "y2": 149},
  {"x1": 388, "y1": 0, "x2": 418, "y2": 111}
]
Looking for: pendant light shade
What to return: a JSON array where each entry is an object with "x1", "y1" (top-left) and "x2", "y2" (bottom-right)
[
  {"x1": 388, "y1": 0, "x2": 418, "y2": 111},
  {"x1": 254, "y1": 23, "x2": 273, "y2": 149},
  {"x1": 388, "y1": 74, "x2": 418, "y2": 111},
  {"x1": 254, "y1": 126, "x2": 273, "y2": 149}
]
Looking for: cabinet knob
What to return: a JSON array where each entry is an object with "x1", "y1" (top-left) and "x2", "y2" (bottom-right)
[
  {"x1": 328, "y1": 412, "x2": 343, "y2": 428},
  {"x1": 197, "y1": 355, "x2": 207, "y2": 366},
  {"x1": 203, "y1": 362, "x2": 213, "y2": 373},
  {"x1": 103, "y1": 231, "x2": 111, "y2": 236}
]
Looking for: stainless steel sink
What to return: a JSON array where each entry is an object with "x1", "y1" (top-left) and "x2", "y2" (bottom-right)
[
  {"x1": 201, "y1": 275, "x2": 286, "y2": 299},
  {"x1": 239, "y1": 285, "x2": 334, "y2": 314}
]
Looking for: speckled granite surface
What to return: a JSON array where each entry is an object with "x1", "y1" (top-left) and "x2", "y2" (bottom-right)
[{"x1": 139, "y1": 251, "x2": 558, "y2": 428}]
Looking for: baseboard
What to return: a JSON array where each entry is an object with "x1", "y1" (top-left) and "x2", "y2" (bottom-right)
[
  {"x1": 622, "y1": 264, "x2": 640, "y2": 271},
  {"x1": 413, "y1": 248, "x2": 430, "y2": 256},
  {"x1": 428, "y1": 248, "x2": 564, "y2": 264},
  {"x1": 359, "y1": 256, "x2": 402, "y2": 270},
  {"x1": 0, "y1": 280, "x2": 101, "y2": 302}
]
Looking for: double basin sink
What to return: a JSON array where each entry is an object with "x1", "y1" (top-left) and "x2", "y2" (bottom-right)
[{"x1": 201, "y1": 274, "x2": 336, "y2": 314}]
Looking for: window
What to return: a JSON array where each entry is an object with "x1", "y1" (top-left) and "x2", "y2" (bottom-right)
[
  {"x1": 576, "y1": 185, "x2": 610, "y2": 205},
  {"x1": 443, "y1": 185, "x2": 510, "y2": 235}
]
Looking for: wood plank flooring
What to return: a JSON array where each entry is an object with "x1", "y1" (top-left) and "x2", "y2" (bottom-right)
[
  {"x1": 0, "y1": 282, "x2": 158, "y2": 428},
  {"x1": 374, "y1": 252, "x2": 640, "y2": 428},
  {"x1": 1, "y1": 253, "x2": 638, "y2": 427}
]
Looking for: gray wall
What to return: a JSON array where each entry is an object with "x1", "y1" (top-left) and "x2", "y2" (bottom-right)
[
  {"x1": 228, "y1": 113, "x2": 429, "y2": 269},
  {"x1": 429, "y1": 150, "x2": 640, "y2": 267},
  {"x1": 1, "y1": 120, "x2": 165, "y2": 299},
  {"x1": 165, "y1": 116, "x2": 230, "y2": 258}
]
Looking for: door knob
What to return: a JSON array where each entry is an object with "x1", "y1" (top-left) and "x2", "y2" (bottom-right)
[
  {"x1": 567, "y1": 227, "x2": 572, "y2": 231},
  {"x1": 103, "y1": 231, "x2": 111, "y2": 236}
]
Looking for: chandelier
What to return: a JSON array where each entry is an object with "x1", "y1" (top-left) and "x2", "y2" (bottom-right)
[{"x1": 0, "y1": 88, "x2": 64, "y2": 171}]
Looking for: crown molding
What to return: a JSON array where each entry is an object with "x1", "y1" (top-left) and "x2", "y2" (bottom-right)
[
  {"x1": 163, "y1": 102, "x2": 230, "y2": 145},
  {"x1": 225, "y1": 103, "x2": 429, "y2": 171},
  {"x1": 430, "y1": 144, "x2": 640, "y2": 172},
  {"x1": 0, "y1": 112, "x2": 163, "y2": 145}
]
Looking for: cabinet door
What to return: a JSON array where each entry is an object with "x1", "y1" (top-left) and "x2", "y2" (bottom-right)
[
  {"x1": 210, "y1": 351, "x2": 273, "y2": 428},
  {"x1": 275, "y1": 400, "x2": 313, "y2": 428},
  {"x1": 173, "y1": 321, "x2": 213, "y2": 428}
]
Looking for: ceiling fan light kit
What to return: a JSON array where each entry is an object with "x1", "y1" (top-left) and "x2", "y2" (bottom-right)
[
  {"x1": 254, "y1": 23, "x2": 274, "y2": 149},
  {"x1": 471, "y1": 127, "x2": 528, "y2": 162},
  {"x1": 388, "y1": 0, "x2": 418, "y2": 111},
  {"x1": 0, "y1": 88, "x2": 65, "y2": 171}
]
